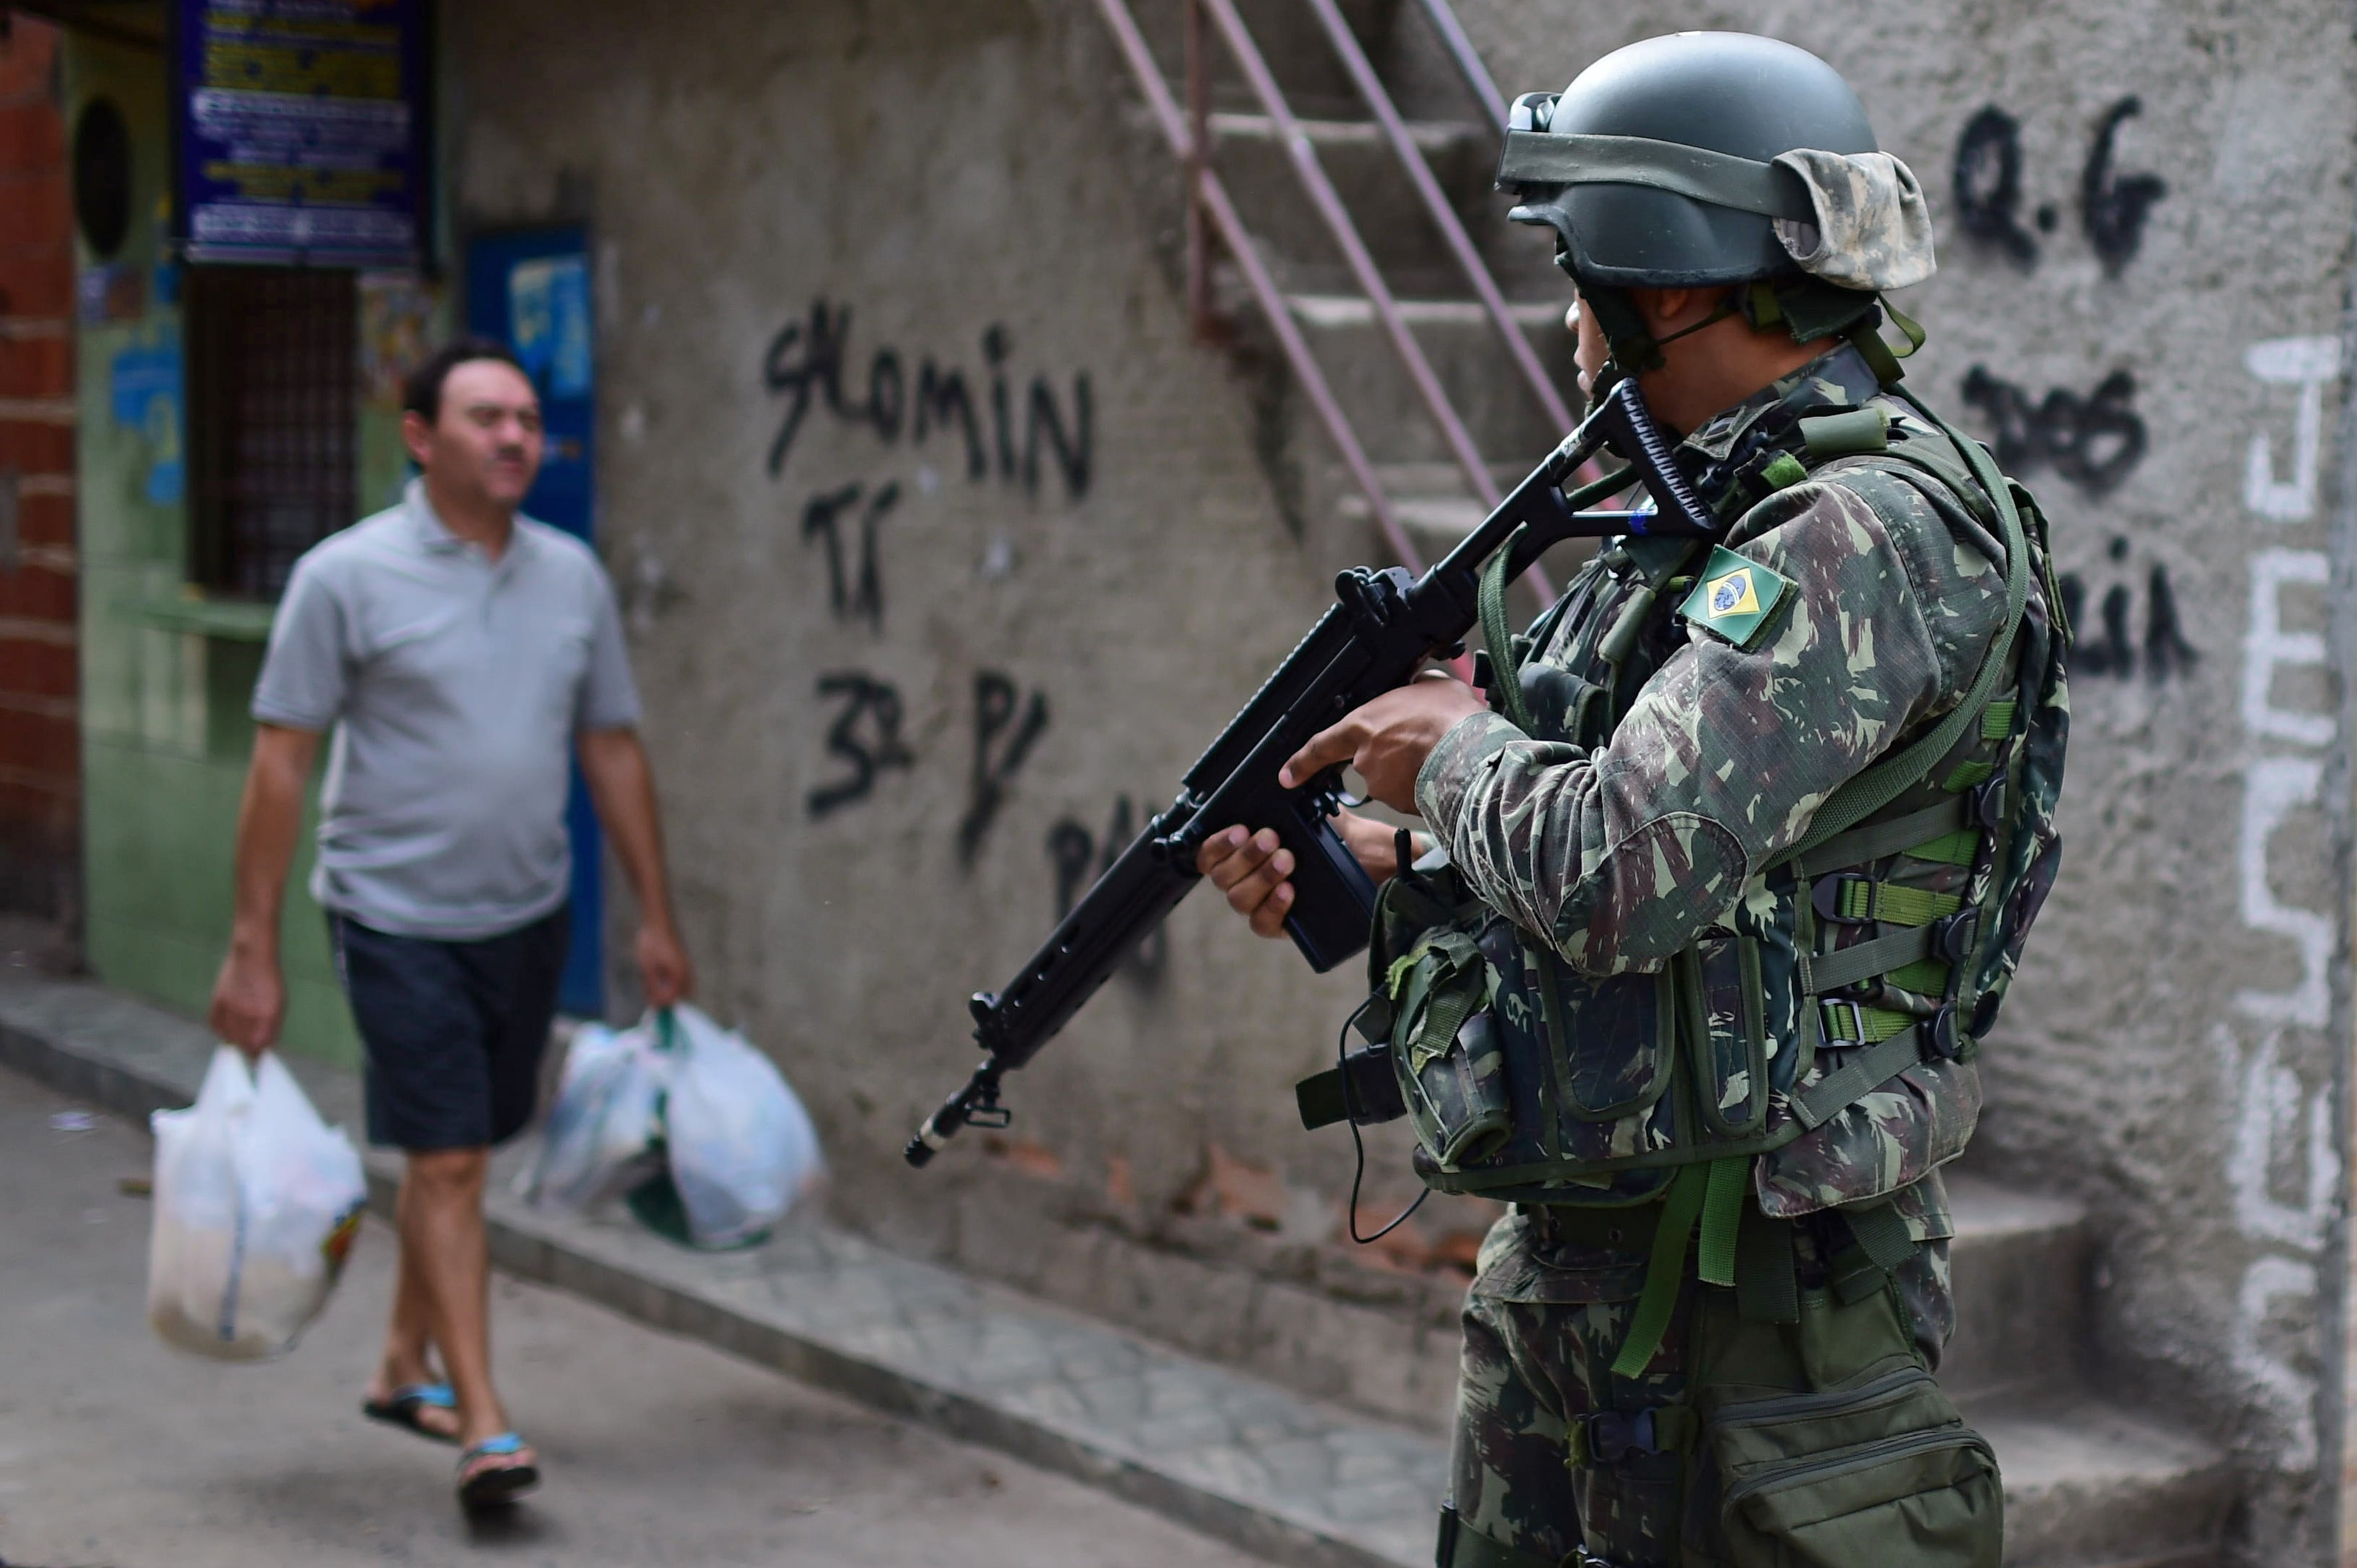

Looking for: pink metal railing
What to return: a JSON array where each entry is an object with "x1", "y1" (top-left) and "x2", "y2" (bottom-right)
[
  {"x1": 1091, "y1": 0, "x2": 1420, "y2": 568},
  {"x1": 1095, "y1": 0, "x2": 1589, "y2": 597}
]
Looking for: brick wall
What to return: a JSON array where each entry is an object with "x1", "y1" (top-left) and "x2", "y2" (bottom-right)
[{"x1": 0, "y1": 13, "x2": 76, "y2": 923}]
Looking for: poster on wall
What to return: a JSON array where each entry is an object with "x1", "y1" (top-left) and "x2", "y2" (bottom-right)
[{"x1": 173, "y1": 0, "x2": 428, "y2": 266}]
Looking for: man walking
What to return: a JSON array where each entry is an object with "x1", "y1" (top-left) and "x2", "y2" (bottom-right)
[{"x1": 209, "y1": 337, "x2": 692, "y2": 1508}]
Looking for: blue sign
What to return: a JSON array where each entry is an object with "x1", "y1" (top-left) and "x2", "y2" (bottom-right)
[{"x1": 175, "y1": 0, "x2": 428, "y2": 266}]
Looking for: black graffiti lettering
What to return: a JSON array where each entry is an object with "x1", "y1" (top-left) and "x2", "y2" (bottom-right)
[
  {"x1": 802, "y1": 481, "x2": 897, "y2": 630},
  {"x1": 1953, "y1": 106, "x2": 2037, "y2": 267},
  {"x1": 764, "y1": 300, "x2": 853, "y2": 478},
  {"x1": 1047, "y1": 818, "x2": 1097, "y2": 915},
  {"x1": 2057, "y1": 563, "x2": 2195, "y2": 683},
  {"x1": 808, "y1": 671, "x2": 914, "y2": 818},
  {"x1": 915, "y1": 359, "x2": 986, "y2": 478},
  {"x1": 984, "y1": 325, "x2": 1017, "y2": 480},
  {"x1": 959, "y1": 670, "x2": 1051, "y2": 865},
  {"x1": 868, "y1": 349, "x2": 905, "y2": 442},
  {"x1": 2081, "y1": 97, "x2": 2168, "y2": 273},
  {"x1": 1046, "y1": 795, "x2": 1165, "y2": 982},
  {"x1": 1024, "y1": 374, "x2": 1093, "y2": 500},
  {"x1": 1960, "y1": 366, "x2": 2146, "y2": 495},
  {"x1": 2142, "y1": 563, "x2": 2198, "y2": 680}
]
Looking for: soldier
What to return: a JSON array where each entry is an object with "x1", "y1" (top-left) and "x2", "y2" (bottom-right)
[{"x1": 1200, "y1": 32, "x2": 2067, "y2": 1568}]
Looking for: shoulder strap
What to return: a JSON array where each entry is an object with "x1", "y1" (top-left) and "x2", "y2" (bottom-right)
[{"x1": 1780, "y1": 396, "x2": 2030, "y2": 863}]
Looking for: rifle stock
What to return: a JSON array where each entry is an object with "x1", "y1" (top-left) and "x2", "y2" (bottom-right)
[{"x1": 907, "y1": 377, "x2": 1717, "y2": 1167}]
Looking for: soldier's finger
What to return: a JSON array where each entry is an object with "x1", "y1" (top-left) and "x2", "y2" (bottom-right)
[
  {"x1": 1223, "y1": 846, "x2": 1296, "y2": 915},
  {"x1": 1279, "y1": 719, "x2": 1362, "y2": 790},
  {"x1": 1195, "y1": 825, "x2": 1250, "y2": 878},
  {"x1": 1203, "y1": 828, "x2": 1281, "y2": 892},
  {"x1": 1249, "y1": 879, "x2": 1295, "y2": 939}
]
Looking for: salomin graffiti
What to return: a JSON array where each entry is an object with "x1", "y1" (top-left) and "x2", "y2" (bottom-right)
[{"x1": 764, "y1": 300, "x2": 1093, "y2": 500}]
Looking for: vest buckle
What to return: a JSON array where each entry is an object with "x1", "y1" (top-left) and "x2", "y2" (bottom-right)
[
  {"x1": 1933, "y1": 908, "x2": 1981, "y2": 965},
  {"x1": 1580, "y1": 1409, "x2": 1659, "y2": 1466},
  {"x1": 1811, "y1": 873, "x2": 1872, "y2": 925},
  {"x1": 1972, "y1": 776, "x2": 2008, "y2": 831}
]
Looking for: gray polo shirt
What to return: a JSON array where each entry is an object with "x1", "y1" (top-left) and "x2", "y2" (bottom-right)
[{"x1": 252, "y1": 479, "x2": 642, "y2": 940}]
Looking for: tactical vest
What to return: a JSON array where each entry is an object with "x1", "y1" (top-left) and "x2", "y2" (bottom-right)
[{"x1": 1305, "y1": 389, "x2": 2068, "y2": 1354}]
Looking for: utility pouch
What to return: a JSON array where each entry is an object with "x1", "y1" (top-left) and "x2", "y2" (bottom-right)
[
  {"x1": 1384, "y1": 929, "x2": 1513, "y2": 1169},
  {"x1": 1689, "y1": 1278, "x2": 2002, "y2": 1568}
]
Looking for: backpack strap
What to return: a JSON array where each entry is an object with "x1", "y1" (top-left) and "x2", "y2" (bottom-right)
[{"x1": 1780, "y1": 396, "x2": 2031, "y2": 865}]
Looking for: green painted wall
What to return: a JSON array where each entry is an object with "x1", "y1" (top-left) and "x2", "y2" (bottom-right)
[{"x1": 66, "y1": 35, "x2": 427, "y2": 1071}]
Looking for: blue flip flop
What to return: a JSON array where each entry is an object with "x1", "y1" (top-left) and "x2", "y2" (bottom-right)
[
  {"x1": 361, "y1": 1382, "x2": 458, "y2": 1444},
  {"x1": 456, "y1": 1431, "x2": 540, "y2": 1508}
]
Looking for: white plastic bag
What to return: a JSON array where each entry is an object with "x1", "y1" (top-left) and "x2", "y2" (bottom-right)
[
  {"x1": 147, "y1": 1047, "x2": 368, "y2": 1361},
  {"x1": 662, "y1": 1005, "x2": 824, "y2": 1249},
  {"x1": 522, "y1": 1019, "x2": 669, "y2": 1210}
]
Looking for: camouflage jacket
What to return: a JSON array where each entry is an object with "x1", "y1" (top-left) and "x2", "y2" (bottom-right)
[{"x1": 1413, "y1": 345, "x2": 2047, "y2": 1225}]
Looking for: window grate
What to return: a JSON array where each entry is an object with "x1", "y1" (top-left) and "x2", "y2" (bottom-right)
[{"x1": 186, "y1": 266, "x2": 357, "y2": 600}]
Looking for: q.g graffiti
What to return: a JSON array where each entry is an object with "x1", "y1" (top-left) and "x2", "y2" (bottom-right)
[
  {"x1": 1952, "y1": 96, "x2": 2166, "y2": 272},
  {"x1": 763, "y1": 300, "x2": 1093, "y2": 501}
]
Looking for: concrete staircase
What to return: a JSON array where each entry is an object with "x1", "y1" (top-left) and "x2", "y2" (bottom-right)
[{"x1": 1094, "y1": 3, "x2": 2240, "y2": 1563}]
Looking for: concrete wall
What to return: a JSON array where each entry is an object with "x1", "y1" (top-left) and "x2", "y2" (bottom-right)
[
  {"x1": 449, "y1": 2, "x2": 2357, "y2": 1554},
  {"x1": 446, "y1": 0, "x2": 1497, "y2": 1429}
]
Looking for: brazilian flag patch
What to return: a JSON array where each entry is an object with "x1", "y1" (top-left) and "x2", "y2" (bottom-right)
[{"x1": 1677, "y1": 545, "x2": 1790, "y2": 650}]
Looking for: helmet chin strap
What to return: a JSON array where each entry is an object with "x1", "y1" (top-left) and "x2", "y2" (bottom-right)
[{"x1": 1573, "y1": 276, "x2": 1741, "y2": 386}]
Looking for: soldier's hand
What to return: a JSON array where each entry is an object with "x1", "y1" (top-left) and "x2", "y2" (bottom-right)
[
  {"x1": 1196, "y1": 811, "x2": 1410, "y2": 940},
  {"x1": 1280, "y1": 674, "x2": 1487, "y2": 814}
]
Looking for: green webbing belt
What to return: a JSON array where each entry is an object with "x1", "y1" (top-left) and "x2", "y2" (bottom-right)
[
  {"x1": 1816, "y1": 1002, "x2": 1921, "y2": 1045},
  {"x1": 1781, "y1": 409, "x2": 2030, "y2": 865},
  {"x1": 1610, "y1": 1156, "x2": 1749, "y2": 1378},
  {"x1": 1831, "y1": 881, "x2": 1962, "y2": 926}
]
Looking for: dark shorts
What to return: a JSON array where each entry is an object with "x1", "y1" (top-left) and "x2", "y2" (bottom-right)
[{"x1": 328, "y1": 907, "x2": 569, "y2": 1152}]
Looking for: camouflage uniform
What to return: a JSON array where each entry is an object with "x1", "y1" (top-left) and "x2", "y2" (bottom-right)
[{"x1": 1414, "y1": 343, "x2": 2043, "y2": 1567}]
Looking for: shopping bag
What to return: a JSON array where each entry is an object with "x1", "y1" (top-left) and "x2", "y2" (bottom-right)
[
  {"x1": 147, "y1": 1047, "x2": 367, "y2": 1361},
  {"x1": 640, "y1": 1005, "x2": 823, "y2": 1250},
  {"x1": 522, "y1": 1017, "x2": 670, "y2": 1210}
]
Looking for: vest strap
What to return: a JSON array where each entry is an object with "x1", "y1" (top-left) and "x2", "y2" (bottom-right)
[
  {"x1": 1789, "y1": 1028, "x2": 1929, "y2": 1130},
  {"x1": 1795, "y1": 798, "x2": 1969, "y2": 879},
  {"x1": 1780, "y1": 407, "x2": 2031, "y2": 864},
  {"x1": 1804, "y1": 926, "x2": 1936, "y2": 996},
  {"x1": 1610, "y1": 1156, "x2": 1750, "y2": 1377},
  {"x1": 1814, "y1": 875, "x2": 1962, "y2": 928},
  {"x1": 1817, "y1": 999, "x2": 1922, "y2": 1045},
  {"x1": 1736, "y1": 1201, "x2": 1802, "y2": 1324}
]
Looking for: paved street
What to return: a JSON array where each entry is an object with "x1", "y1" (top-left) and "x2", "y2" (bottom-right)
[{"x1": 0, "y1": 1064, "x2": 1266, "y2": 1568}]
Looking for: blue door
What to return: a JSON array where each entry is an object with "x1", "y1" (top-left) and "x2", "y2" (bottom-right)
[{"x1": 464, "y1": 228, "x2": 605, "y2": 1017}]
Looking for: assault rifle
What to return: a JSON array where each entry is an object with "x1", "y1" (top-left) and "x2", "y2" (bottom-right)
[{"x1": 906, "y1": 377, "x2": 1721, "y2": 1167}]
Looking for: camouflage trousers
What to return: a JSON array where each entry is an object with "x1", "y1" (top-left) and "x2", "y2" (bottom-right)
[{"x1": 1444, "y1": 1201, "x2": 1954, "y2": 1568}]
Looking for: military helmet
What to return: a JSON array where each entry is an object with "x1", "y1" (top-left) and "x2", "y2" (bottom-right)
[
  {"x1": 1501, "y1": 33, "x2": 1876, "y2": 288},
  {"x1": 1498, "y1": 33, "x2": 1932, "y2": 377}
]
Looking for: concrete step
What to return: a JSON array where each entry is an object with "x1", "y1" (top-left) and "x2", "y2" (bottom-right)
[
  {"x1": 1968, "y1": 1398, "x2": 2236, "y2": 1568},
  {"x1": 1268, "y1": 292, "x2": 1578, "y2": 476},
  {"x1": 0, "y1": 975, "x2": 2232, "y2": 1568},
  {"x1": 1204, "y1": 114, "x2": 1499, "y2": 294},
  {"x1": 1942, "y1": 1174, "x2": 2093, "y2": 1405}
]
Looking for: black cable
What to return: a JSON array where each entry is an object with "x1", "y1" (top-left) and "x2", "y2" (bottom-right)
[{"x1": 1337, "y1": 1000, "x2": 1430, "y2": 1245}]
